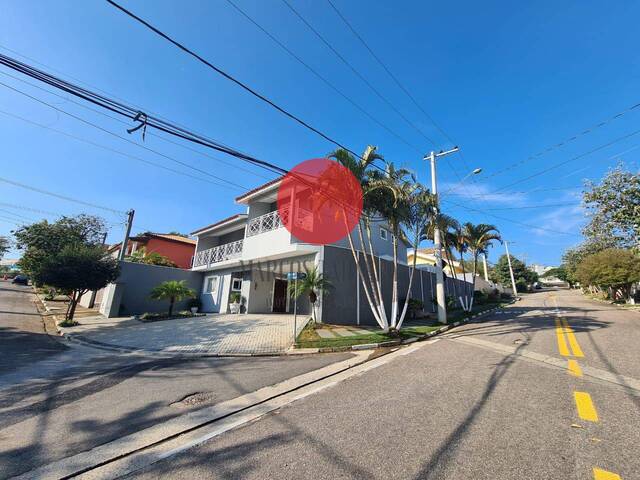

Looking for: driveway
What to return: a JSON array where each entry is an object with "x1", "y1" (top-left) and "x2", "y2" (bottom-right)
[{"x1": 61, "y1": 313, "x2": 309, "y2": 354}]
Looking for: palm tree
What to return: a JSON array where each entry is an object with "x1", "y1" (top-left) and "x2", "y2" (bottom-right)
[
  {"x1": 461, "y1": 223, "x2": 502, "y2": 309},
  {"x1": 451, "y1": 224, "x2": 471, "y2": 310},
  {"x1": 368, "y1": 162, "x2": 415, "y2": 329},
  {"x1": 287, "y1": 266, "x2": 331, "y2": 324},
  {"x1": 329, "y1": 146, "x2": 391, "y2": 331},
  {"x1": 149, "y1": 280, "x2": 196, "y2": 317},
  {"x1": 395, "y1": 184, "x2": 435, "y2": 330},
  {"x1": 425, "y1": 213, "x2": 461, "y2": 304}
]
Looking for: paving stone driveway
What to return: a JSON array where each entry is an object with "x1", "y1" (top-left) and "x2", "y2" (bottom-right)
[{"x1": 61, "y1": 313, "x2": 308, "y2": 355}]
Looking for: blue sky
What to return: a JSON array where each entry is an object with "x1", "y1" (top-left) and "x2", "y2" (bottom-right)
[{"x1": 1, "y1": 0, "x2": 639, "y2": 265}]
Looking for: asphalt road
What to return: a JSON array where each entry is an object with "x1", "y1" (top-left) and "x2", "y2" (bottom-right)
[
  {"x1": 0, "y1": 281, "x2": 67, "y2": 375},
  {"x1": 124, "y1": 288, "x2": 640, "y2": 480},
  {"x1": 0, "y1": 284, "x2": 353, "y2": 478}
]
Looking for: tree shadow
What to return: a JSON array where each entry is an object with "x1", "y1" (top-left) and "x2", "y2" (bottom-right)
[
  {"x1": 0, "y1": 326, "x2": 68, "y2": 376},
  {"x1": 412, "y1": 342, "x2": 528, "y2": 479}
]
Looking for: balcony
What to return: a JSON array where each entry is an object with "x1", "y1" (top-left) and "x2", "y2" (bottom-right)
[
  {"x1": 246, "y1": 206, "x2": 313, "y2": 237},
  {"x1": 193, "y1": 239, "x2": 243, "y2": 268}
]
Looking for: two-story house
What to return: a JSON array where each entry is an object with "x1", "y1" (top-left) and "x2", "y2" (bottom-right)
[{"x1": 190, "y1": 177, "x2": 435, "y2": 326}]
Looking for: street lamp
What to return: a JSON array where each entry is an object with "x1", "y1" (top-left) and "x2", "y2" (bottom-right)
[
  {"x1": 425, "y1": 147, "x2": 462, "y2": 325},
  {"x1": 440, "y1": 167, "x2": 483, "y2": 198}
]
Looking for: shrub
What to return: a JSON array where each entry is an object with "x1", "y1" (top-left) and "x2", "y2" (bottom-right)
[{"x1": 229, "y1": 291, "x2": 241, "y2": 304}]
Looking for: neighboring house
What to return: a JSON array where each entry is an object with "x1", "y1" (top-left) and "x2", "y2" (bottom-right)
[
  {"x1": 108, "y1": 233, "x2": 196, "y2": 269},
  {"x1": 408, "y1": 248, "x2": 507, "y2": 294},
  {"x1": 188, "y1": 177, "x2": 467, "y2": 325},
  {"x1": 0, "y1": 258, "x2": 19, "y2": 271},
  {"x1": 408, "y1": 248, "x2": 465, "y2": 276}
]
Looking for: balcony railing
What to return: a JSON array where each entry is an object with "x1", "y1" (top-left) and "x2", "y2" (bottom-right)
[
  {"x1": 193, "y1": 239, "x2": 243, "y2": 267},
  {"x1": 246, "y1": 206, "x2": 313, "y2": 237}
]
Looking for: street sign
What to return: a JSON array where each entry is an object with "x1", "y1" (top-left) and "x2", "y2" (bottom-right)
[{"x1": 287, "y1": 272, "x2": 307, "y2": 281}]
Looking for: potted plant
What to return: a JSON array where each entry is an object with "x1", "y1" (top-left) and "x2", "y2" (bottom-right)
[
  {"x1": 187, "y1": 297, "x2": 201, "y2": 315},
  {"x1": 229, "y1": 291, "x2": 242, "y2": 314}
]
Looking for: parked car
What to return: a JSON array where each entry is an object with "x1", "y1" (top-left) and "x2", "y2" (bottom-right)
[{"x1": 12, "y1": 275, "x2": 29, "y2": 285}]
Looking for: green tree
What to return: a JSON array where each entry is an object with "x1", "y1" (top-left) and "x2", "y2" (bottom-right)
[
  {"x1": 287, "y1": 267, "x2": 331, "y2": 324},
  {"x1": 575, "y1": 249, "x2": 640, "y2": 301},
  {"x1": 37, "y1": 244, "x2": 120, "y2": 321},
  {"x1": 582, "y1": 164, "x2": 640, "y2": 249},
  {"x1": 0, "y1": 236, "x2": 10, "y2": 260},
  {"x1": 14, "y1": 215, "x2": 106, "y2": 281},
  {"x1": 541, "y1": 266, "x2": 572, "y2": 285},
  {"x1": 149, "y1": 280, "x2": 196, "y2": 317},
  {"x1": 490, "y1": 254, "x2": 538, "y2": 292}
]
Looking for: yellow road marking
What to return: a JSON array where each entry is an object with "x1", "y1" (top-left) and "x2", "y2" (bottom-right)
[
  {"x1": 561, "y1": 318, "x2": 584, "y2": 357},
  {"x1": 567, "y1": 359, "x2": 583, "y2": 377},
  {"x1": 575, "y1": 391, "x2": 599, "y2": 422},
  {"x1": 555, "y1": 318, "x2": 571, "y2": 356},
  {"x1": 593, "y1": 467, "x2": 622, "y2": 479}
]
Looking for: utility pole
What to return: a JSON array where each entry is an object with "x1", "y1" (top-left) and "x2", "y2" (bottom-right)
[
  {"x1": 504, "y1": 240, "x2": 518, "y2": 299},
  {"x1": 118, "y1": 209, "x2": 135, "y2": 262},
  {"x1": 426, "y1": 147, "x2": 459, "y2": 324}
]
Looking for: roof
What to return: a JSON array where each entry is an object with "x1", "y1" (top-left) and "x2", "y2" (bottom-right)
[
  {"x1": 235, "y1": 177, "x2": 283, "y2": 204},
  {"x1": 110, "y1": 232, "x2": 197, "y2": 249},
  {"x1": 190, "y1": 214, "x2": 248, "y2": 235}
]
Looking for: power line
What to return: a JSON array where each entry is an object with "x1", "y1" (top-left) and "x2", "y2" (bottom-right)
[
  {"x1": 280, "y1": 0, "x2": 435, "y2": 150},
  {"x1": 224, "y1": 0, "x2": 420, "y2": 152},
  {"x1": 0, "y1": 176, "x2": 127, "y2": 216},
  {"x1": 323, "y1": 1, "x2": 461, "y2": 149},
  {"x1": 0, "y1": 51, "x2": 382, "y2": 220},
  {"x1": 106, "y1": 0, "x2": 364, "y2": 161},
  {"x1": 0, "y1": 69, "x2": 273, "y2": 181},
  {"x1": 492, "y1": 127, "x2": 640, "y2": 193},
  {"x1": 476, "y1": 100, "x2": 640, "y2": 183},
  {"x1": 441, "y1": 198, "x2": 582, "y2": 237},
  {"x1": 484, "y1": 203, "x2": 580, "y2": 211},
  {"x1": 0, "y1": 43, "x2": 244, "y2": 154},
  {"x1": 323, "y1": 0, "x2": 473, "y2": 178},
  {"x1": 0, "y1": 51, "x2": 291, "y2": 176},
  {"x1": 0, "y1": 80, "x2": 247, "y2": 190}
]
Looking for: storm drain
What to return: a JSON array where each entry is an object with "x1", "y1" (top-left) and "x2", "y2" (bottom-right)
[{"x1": 170, "y1": 392, "x2": 217, "y2": 408}]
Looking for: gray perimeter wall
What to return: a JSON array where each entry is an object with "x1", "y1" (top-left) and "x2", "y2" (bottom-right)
[
  {"x1": 101, "y1": 261, "x2": 204, "y2": 317},
  {"x1": 321, "y1": 246, "x2": 470, "y2": 326}
]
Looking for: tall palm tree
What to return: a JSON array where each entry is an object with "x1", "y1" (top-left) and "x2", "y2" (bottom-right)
[
  {"x1": 451, "y1": 224, "x2": 471, "y2": 310},
  {"x1": 149, "y1": 280, "x2": 196, "y2": 317},
  {"x1": 368, "y1": 162, "x2": 415, "y2": 328},
  {"x1": 287, "y1": 266, "x2": 331, "y2": 324},
  {"x1": 395, "y1": 184, "x2": 435, "y2": 330},
  {"x1": 462, "y1": 223, "x2": 502, "y2": 309},
  {"x1": 426, "y1": 213, "x2": 461, "y2": 303},
  {"x1": 329, "y1": 146, "x2": 390, "y2": 331}
]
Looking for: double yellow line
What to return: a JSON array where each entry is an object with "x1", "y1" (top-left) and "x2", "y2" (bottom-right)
[{"x1": 555, "y1": 318, "x2": 584, "y2": 358}]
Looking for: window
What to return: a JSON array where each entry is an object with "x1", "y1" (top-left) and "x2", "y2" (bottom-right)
[
  {"x1": 205, "y1": 276, "x2": 219, "y2": 294},
  {"x1": 380, "y1": 227, "x2": 388, "y2": 240},
  {"x1": 231, "y1": 278, "x2": 242, "y2": 292}
]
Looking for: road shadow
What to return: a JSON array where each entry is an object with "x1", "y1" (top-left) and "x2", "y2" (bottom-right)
[{"x1": 0, "y1": 326, "x2": 67, "y2": 376}]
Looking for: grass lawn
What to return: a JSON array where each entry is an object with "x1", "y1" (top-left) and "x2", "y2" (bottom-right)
[{"x1": 296, "y1": 302, "x2": 505, "y2": 349}]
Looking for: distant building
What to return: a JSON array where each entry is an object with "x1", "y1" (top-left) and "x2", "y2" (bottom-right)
[{"x1": 530, "y1": 264, "x2": 553, "y2": 276}]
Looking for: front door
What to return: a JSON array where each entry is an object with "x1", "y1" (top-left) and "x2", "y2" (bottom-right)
[
  {"x1": 202, "y1": 275, "x2": 223, "y2": 313},
  {"x1": 272, "y1": 279, "x2": 288, "y2": 313}
]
